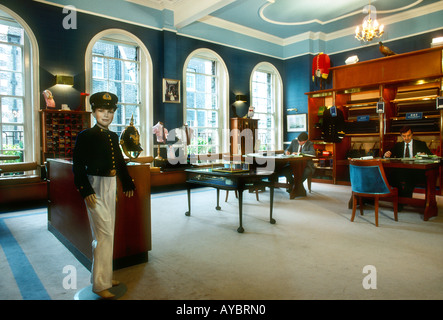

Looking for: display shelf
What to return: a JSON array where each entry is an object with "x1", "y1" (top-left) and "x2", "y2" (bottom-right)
[{"x1": 391, "y1": 95, "x2": 438, "y2": 103}]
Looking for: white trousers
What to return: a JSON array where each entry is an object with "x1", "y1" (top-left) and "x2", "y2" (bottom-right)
[{"x1": 85, "y1": 175, "x2": 116, "y2": 293}]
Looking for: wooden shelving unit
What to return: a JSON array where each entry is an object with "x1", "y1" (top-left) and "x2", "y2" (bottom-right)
[
  {"x1": 306, "y1": 47, "x2": 443, "y2": 186},
  {"x1": 40, "y1": 110, "x2": 91, "y2": 162}
]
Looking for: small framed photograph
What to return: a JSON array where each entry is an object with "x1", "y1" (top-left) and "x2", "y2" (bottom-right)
[
  {"x1": 287, "y1": 114, "x2": 307, "y2": 132},
  {"x1": 163, "y1": 78, "x2": 180, "y2": 103}
]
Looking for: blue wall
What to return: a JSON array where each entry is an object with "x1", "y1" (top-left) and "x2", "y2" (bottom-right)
[{"x1": 2, "y1": 0, "x2": 441, "y2": 145}]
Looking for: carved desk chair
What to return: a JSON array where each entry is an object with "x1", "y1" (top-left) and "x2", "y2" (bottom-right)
[{"x1": 349, "y1": 159, "x2": 398, "y2": 227}]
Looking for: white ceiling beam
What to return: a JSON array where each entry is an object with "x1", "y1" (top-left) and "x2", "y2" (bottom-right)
[{"x1": 173, "y1": 0, "x2": 237, "y2": 29}]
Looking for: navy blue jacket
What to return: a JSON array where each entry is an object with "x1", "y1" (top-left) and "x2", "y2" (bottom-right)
[
  {"x1": 388, "y1": 139, "x2": 432, "y2": 158},
  {"x1": 73, "y1": 125, "x2": 135, "y2": 198}
]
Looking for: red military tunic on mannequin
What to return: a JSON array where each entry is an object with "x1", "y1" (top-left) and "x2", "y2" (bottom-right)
[{"x1": 312, "y1": 53, "x2": 331, "y2": 82}]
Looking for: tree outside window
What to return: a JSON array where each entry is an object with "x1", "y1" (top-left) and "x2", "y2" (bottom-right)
[
  {"x1": 252, "y1": 69, "x2": 276, "y2": 151},
  {"x1": 0, "y1": 22, "x2": 25, "y2": 163},
  {"x1": 186, "y1": 56, "x2": 220, "y2": 154}
]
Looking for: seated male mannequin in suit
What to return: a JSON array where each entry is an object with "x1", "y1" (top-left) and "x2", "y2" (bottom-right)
[
  {"x1": 384, "y1": 125, "x2": 433, "y2": 198},
  {"x1": 281, "y1": 132, "x2": 316, "y2": 191}
]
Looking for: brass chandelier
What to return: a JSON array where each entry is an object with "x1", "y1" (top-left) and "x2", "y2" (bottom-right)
[{"x1": 355, "y1": 1, "x2": 384, "y2": 42}]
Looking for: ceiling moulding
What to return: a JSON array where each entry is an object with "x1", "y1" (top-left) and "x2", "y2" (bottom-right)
[
  {"x1": 197, "y1": 2, "x2": 443, "y2": 50},
  {"x1": 198, "y1": 15, "x2": 284, "y2": 46},
  {"x1": 258, "y1": 0, "x2": 425, "y2": 26},
  {"x1": 283, "y1": 31, "x2": 327, "y2": 47},
  {"x1": 198, "y1": 16, "x2": 336, "y2": 49},
  {"x1": 323, "y1": 0, "x2": 443, "y2": 43},
  {"x1": 125, "y1": 0, "x2": 183, "y2": 10},
  {"x1": 174, "y1": 0, "x2": 237, "y2": 29},
  {"x1": 176, "y1": 30, "x2": 284, "y2": 60},
  {"x1": 35, "y1": 0, "x2": 165, "y2": 30}
]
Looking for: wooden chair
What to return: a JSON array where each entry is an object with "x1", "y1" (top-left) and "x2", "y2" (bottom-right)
[
  {"x1": 225, "y1": 151, "x2": 285, "y2": 202},
  {"x1": 349, "y1": 159, "x2": 398, "y2": 227},
  {"x1": 225, "y1": 188, "x2": 259, "y2": 202},
  {"x1": 0, "y1": 162, "x2": 48, "y2": 205},
  {"x1": 225, "y1": 150, "x2": 314, "y2": 200}
]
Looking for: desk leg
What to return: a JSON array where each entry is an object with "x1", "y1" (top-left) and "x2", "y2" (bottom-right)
[
  {"x1": 289, "y1": 161, "x2": 307, "y2": 199},
  {"x1": 424, "y1": 169, "x2": 438, "y2": 221},
  {"x1": 269, "y1": 185, "x2": 276, "y2": 224},
  {"x1": 216, "y1": 188, "x2": 221, "y2": 210},
  {"x1": 237, "y1": 189, "x2": 244, "y2": 233},
  {"x1": 185, "y1": 185, "x2": 191, "y2": 216}
]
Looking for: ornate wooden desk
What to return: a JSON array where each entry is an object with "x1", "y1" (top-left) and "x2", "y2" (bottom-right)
[
  {"x1": 246, "y1": 153, "x2": 311, "y2": 199},
  {"x1": 348, "y1": 158, "x2": 441, "y2": 221},
  {"x1": 382, "y1": 159, "x2": 440, "y2": 221},
  {"x1": 185, "y1": 168, "x2": 275, "y2": 233}
]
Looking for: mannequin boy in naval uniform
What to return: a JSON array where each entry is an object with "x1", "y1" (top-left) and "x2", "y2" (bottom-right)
[
  {"x1": 280, "y1": 132, "x2": 316, "y2": 191},
  {"x1": 73, "y1": 92, "x2": 135, "y2": 299}
]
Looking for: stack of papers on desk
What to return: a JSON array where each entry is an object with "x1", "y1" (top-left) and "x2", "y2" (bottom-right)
[
  {"x1": 351, "y1": 156, "x2": 374, "y2": 160},
  {"x1": 212, "y1": 168, "x2": 249, "y2": 173}
]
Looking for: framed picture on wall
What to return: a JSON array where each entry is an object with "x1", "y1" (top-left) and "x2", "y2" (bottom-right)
[
  {"x1": 163, "y1": 78, "x2": 180, "y2": 103},
  {"x1": 287, "y1": 113, "x2": 307, "y2": 132}
]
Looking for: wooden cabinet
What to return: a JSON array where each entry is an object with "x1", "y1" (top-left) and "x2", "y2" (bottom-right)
[
  {"x1": 40, "y1": 110, "x2": 91, "y2": 162},
  {"x1": 306, "y1": 47, "x2": 443, "y2": 186},
  {"x1": 230, "y1": 117, "x2": 258, "y2": 156},
  {"x1": 311, "y1": 141, "x2": 335, "y2": 183},
  {"x1": 47, "y1": 159, "x2": 151, "y2": 270}
]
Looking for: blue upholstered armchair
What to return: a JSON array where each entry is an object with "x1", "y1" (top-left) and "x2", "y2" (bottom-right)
[{"x1": 349, "y1": 159, "x2": 398, "y2": 226}]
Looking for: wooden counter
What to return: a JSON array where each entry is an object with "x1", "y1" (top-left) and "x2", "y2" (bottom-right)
[{"x1": 46, "y1": 159, "x2": 151, "y2": 270}]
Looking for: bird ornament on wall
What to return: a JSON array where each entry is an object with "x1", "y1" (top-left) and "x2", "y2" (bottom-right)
[
  {"x1": 379, "y1": 42, "x2": 396, "y2": 57},
  {"x1": 243, "y1": 106, "x2": 255, "y2": 119}
]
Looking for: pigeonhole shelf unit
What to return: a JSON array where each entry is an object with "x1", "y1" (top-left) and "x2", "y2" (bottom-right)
[{"x1": 40, "y1": 110, "x2": 91, "y2": 162}]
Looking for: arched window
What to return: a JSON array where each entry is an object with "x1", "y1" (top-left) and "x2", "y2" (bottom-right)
[
  {"x1": 0, "y1": 6, "x2": 39, "y2": 163},
  {"x1": 250, "y1": 62, "x2": 283, "y2": 151},
  {"x1": 85, "y1": 29, "x2": 153, "y2": 155},
  {"x1": 183, "y1": 49, "x2": 229, "y2": 155}
]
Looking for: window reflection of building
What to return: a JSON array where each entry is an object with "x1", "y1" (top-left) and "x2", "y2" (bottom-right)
[
  {"x1": 251, "y1": 64, "x2": 282, "y2": 151},
  {"x1": 91, "y1": 39, "x2": 141, "y2": 138},
  {"x1": 86, "y1": 30, "x2": 152, "y2": 156},
  {"x1": 0, "y1": 16, "x2": 25, "y2": 161},
  {"x1": 185, "y1": 54, "x2": 220, "y2": 155}
]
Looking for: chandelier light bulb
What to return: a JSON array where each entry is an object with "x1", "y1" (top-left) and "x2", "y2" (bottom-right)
[{"x1": 355, "y1": 1, "x2": 384, "y2": 42}]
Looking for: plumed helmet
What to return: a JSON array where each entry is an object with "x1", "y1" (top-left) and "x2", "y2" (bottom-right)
[{"x1": 120, "y1": 115, "x2": 143, "y2": 159}]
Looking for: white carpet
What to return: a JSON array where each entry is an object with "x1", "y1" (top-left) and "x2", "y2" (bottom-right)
[{"x1": 1, "y1": 183, "x2": 443, "y2": 300}]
